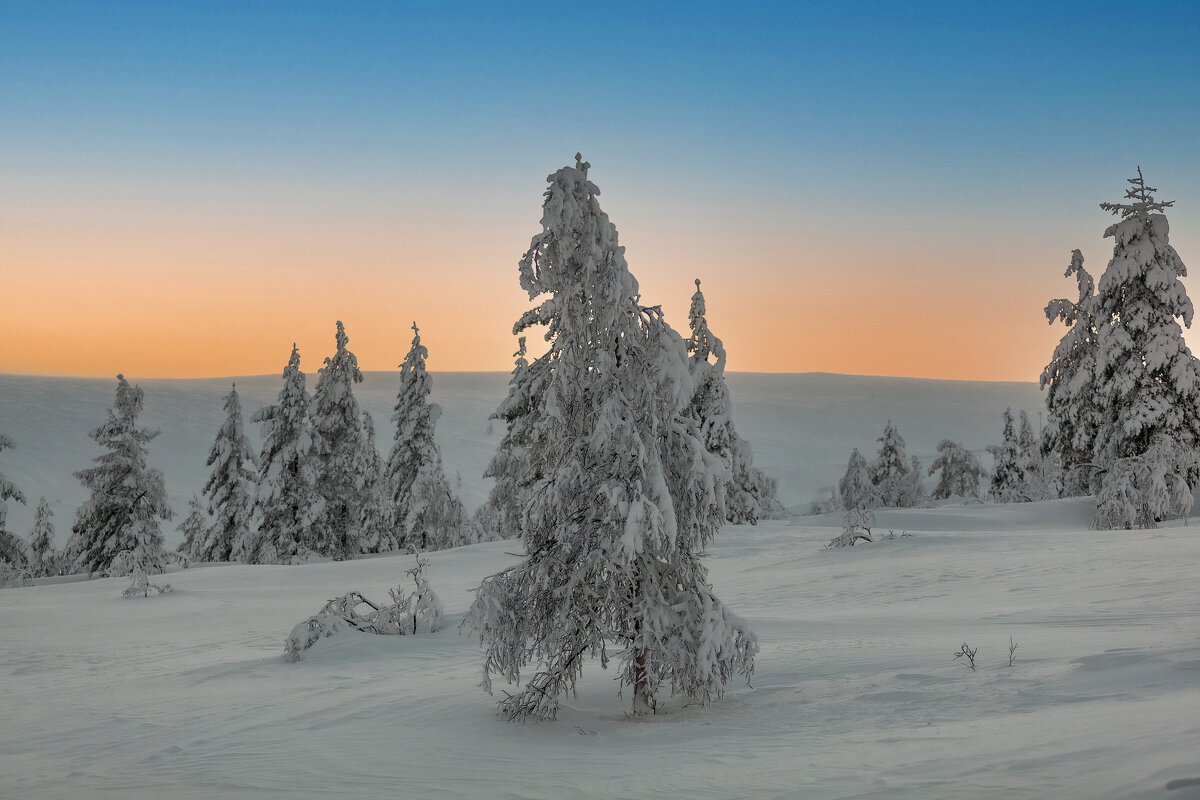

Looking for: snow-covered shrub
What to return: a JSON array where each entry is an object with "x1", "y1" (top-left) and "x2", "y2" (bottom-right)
[
  {"x1": 112, "y1": 550, "x2": 172, "y2": 597},
  {"x1": 0, "y1": 557, "x2": 33, "y2": 589},
  {"x1": 827, "y1": 507, "x2": 875, "y2": 548},
  {"x1": 121, "y1": 569, "x2": 173, "y2": 598},
  {"x1": 373, "y1": 554, "x2": 443, "y2": 635},
  {"x1": 284, "y1": 553, "x2": 444, "y2": 661},
  {"x1": 1093, "y1": 434, "x2": 1197, "y2": 529},
  {"x1": 928, "y1": 440, "x2": 984, "y2": 500}
]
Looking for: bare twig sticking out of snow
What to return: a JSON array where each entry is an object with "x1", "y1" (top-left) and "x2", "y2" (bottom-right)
[
  {"x1": 954, "y1": 642, "x2": 978, "y2": 671},
  {"x1": 1008, "y1": 637, "x2": 1019, "y2": 667}
]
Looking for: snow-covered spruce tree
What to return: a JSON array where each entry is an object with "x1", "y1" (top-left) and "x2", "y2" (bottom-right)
[
  {"x1": 474, "y1": 336, "x2": 538, "y2": 541},
  {"x1": 251, "y1": 345, "x2": 324, "y2": 564},
  {"x1": 0, "y1": 434, "x2": 26, "y2": 540},
  {"x1": 190, "y1": 385, "x2": 259, "y2": 563},
  {"x1": 28, "y1": 498, "x2": 58, "y2": 577},
  {"x1": 928, "y1": 440, "x2": 984, "y2": 500},
  {"x1": 468, "y1": 157, "x2": 756, "y2": 721},
  {"x1": 899, "y1": 455, "x2": 925, "y2": 507},
  {"x1": 871, "y1": 421, "x2": 918, "y2": 507},
  {"x1": 66, "y1": 375, "x2": 172, "y2": 576},
  {"x1": 176, "y1": 494, "x2": 208, "y2": 561},
  {"x1": 1041, "y1": 249, "x2": 1104, "y2": 495},
  {"x1": 987, "y1": 408, "x2": 1027, "y2": 503},
  {"x1": 385, "y1": 322, "x2": 465, "y2": 551},
  {"x1": 838, "y1": 448, "x2": 880, "y2": 510},
  {"x1": 311, "y1": 322, "x2": 367, "y2": 560},
  {"x1": 356, "y1": 411, "x2": 394, "y2": 553},
  {"x1": 686, "y1": 279, "x2": 779, "y2": 524},
  {"x1": 1016, "y1": 410, "x2": 1058, "y2": 501},
  {"x1": 1091, "y1": 170, "x2": 1200, "y2": 512}
]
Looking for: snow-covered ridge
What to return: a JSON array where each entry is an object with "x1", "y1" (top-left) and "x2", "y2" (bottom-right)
[{"x1": 0, "y1": 371, "x2": 1044, "y2": 546}]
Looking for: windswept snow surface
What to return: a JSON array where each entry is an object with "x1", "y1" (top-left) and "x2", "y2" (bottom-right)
[
  {"x1": 3, "y1": 512, "x2": 1200, "y2": 799},
  {"x1": 3, "y1": 372, "x2": 1199, "y2": 798}
]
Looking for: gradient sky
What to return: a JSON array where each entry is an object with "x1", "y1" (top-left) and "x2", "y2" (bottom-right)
[{"x1": 3, "y1": 1, "x2": 1199, "y2": 381}]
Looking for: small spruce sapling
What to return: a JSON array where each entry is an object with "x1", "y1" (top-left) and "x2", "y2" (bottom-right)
[
  {"x1": 112, "y1": 550, "x2": 173, "y2": 597},
  {"x1": 29, "y1": 498, "x2": 58, "y2": 577}
]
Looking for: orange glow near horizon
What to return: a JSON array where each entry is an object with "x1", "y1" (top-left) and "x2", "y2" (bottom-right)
[
  {"x1": 1, "y1": 212, "x2": 1081, "y2": 383},
  {"x1": 4, "y1": 163, "x2": 1195, "y2": 384}
]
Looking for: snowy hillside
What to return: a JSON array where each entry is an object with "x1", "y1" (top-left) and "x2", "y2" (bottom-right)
[
  {"x1": 0, "y1": 371, "x2": 1043, "y2": 545},
  {"x1": 4, "y1": 510, "x2": 1200, "y2": 799},
  {"x1": 3, "y1": 372, "x2": 1200, "y2": 798}
]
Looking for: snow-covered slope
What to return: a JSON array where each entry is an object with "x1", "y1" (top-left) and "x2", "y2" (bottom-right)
[
  {"x1": 0, "y1": 371, "x2": 1043, "y2": 545},
  {"x1": 3, "y1": 511, "x2": 1199, "y2": 799},
  {"x1": 2, "y1": 372, "x2": 1198, "y2": 798}
]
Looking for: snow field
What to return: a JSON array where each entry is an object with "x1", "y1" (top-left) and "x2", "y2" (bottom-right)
[{"x1": 4, "y1": 507, "x2": 1199, "y2": 799}]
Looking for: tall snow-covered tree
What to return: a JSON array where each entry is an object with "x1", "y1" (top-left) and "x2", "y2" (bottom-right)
[
  {"x1": 311, "y1": 321, "x2": 367, "y2": 560},
  {"x1": 839, "y1": 448, "x2": 879, "y2": 510},
  {"x1": 871, "y1": 421, "x2": 918, "y2": 507},
  {"x1": 928, "y1": 440, "x2": 984, "y2": 500},
  {"x1": 468, "y1": 156, "x2": 756, "y2": 721},
  {"x1": 66, "y1": 375, "x2": 172, "y2": 576},
  {"x1": 1092, "y1": 169, "x2": 1200, "y2": 464},
  {"x1": 475, "y1": 336, "x2": 538, "y2": 541},
  {"x1": 686, "y1": 279, "x2": 779, "y2": 524},
  {"x1": 385, "y1": 323, "x2": 465, "y2": 551},
  {"x1": 1085, "y1": 170, "x2": 1200, "y2": 528},
  {"x1": 357, "y1": 411, "x2": 395, "y2": 553},
  {"x1": 1041, "y1": 249, "x2": 1103, "y2": 495},
  {"x1": 252, "y1": 345, "x2": 324, "y2": 564},
  {"x1": 191, "y1": 385, "x2": 258, "y2": 563},
  {"x1": 28, "y1": 498, "x2": 58, "y2": 577},
  {"x1": 0, "y1": 434, "x2": 26, "y2": 540}
]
